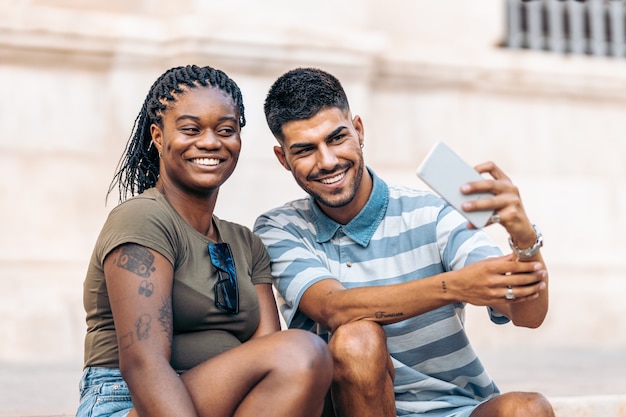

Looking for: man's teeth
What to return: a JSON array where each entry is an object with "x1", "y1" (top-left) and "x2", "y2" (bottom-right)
[
  {"x1": 192, "y1": 158, "x2": 220, "y2": 166},
  {"x1": 320, "y1": 172, "x2": 345, "y2": 184}
]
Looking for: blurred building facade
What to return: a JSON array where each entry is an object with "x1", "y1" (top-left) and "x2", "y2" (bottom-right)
[{"x1": 1, "y1": 0, "x2": 625, "y2": 386}]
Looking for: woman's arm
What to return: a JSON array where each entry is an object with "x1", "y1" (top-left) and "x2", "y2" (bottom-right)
[
  {"x1": 104, "y1": 243, "x2": 197, "y2": 417},
  {"x1": 250, "y1": 283, "x2": 281, "y2": 337}
]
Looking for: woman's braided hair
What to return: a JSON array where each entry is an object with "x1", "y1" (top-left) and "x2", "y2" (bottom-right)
[{"x1": 107, "y1": 64, "x2": 246, "y2": 202}]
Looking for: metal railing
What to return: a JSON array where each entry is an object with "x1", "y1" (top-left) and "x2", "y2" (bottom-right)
[{"x1": 505, "y1": 0, "x2": 626, "y2": 57}]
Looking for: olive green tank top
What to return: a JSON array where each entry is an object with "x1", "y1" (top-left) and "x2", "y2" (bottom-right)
[{"x1": 82, "y1": 188, "x2": 272, "y2": 372}]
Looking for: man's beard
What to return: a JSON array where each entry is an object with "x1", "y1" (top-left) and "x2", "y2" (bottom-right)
[{"x1": 303, "y1": 159, "x2": 364, "y2": 209}]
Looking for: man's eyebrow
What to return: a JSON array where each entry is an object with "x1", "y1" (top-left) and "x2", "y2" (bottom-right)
[
  {"x1": 325, "y1": 126, "x2": 347, "y2": 141},
  {"x1": 289, "y1": 126, "x2": 348, "y2": 150},
  {"x1": 288, "y1": 126, "x2": 347, "y2": 151},
  {"x1": 288, "y1": 142, "x2": 311, "y2": 151}
]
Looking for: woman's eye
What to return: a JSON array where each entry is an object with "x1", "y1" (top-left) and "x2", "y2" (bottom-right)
[
  {"x1": 217, "y1": 126, "x2": 237, "y2": 136},
  {"x1": 181, "y1": 127, "x2": 200, "y2": 134}
]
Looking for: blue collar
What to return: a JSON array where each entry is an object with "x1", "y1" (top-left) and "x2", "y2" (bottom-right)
[{"x1": 310, "y1": 168, "x2": 388, "y2": 247}]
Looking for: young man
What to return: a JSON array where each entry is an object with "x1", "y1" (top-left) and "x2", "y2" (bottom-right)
[{"x1": 254, "y1": 67, "x2": 554, "y2": 417}]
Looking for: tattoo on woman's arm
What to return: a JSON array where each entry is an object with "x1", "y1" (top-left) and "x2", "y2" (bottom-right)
[
  {"x1": 117, "y1": 245, "x2": 156, "y2": 278},
  {"x1": 135, "y1": 314, "x2": 152, "y2": 340},
  {"x1": 138, "y1": 280, "x2": 154, "y2": 297},
  {"x1": 119, "y1": 331, "x2": 134, "y2": 350},
  {"x1": 158, "y1": 297, "x2": 173, "y2": 344}
]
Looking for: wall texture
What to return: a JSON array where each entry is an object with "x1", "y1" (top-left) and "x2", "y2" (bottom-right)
[{"x1": 1, "y1": 0, "x2": 625, "y2": 392}]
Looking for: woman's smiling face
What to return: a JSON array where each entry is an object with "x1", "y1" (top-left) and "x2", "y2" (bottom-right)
[{"x1": 151, "y1": 85, "x2": 242, "y2": 196}]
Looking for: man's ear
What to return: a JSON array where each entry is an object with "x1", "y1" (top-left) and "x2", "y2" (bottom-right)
[
  {"x1": 150, "y1": 124, "x2": 163, "y2": 154},
  {"x1": 273, "y1": 145, "x2": 291, "y2": 171},
  {"x1": 352, "y1": 115, "x2": 365, "y2": 146}
]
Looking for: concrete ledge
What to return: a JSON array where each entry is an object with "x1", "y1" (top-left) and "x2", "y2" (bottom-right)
[
  {"x1": 11, "y1": 396, "x2": 626, "y2": 417},
  {"x1": 551, "y1": 395, "x2": 626, "y2": 417}
]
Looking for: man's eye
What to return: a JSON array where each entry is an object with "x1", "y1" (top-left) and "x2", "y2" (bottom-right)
[{"x1": 294, "y1": 147, "x2": 313, "y2": 155}]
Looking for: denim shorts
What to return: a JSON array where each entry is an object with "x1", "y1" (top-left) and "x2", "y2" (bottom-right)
[{"x1": 76, "y1": 367, "x2": 133, "y2": 417}]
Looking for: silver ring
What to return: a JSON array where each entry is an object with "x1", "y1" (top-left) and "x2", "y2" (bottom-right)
[
  {"x1": 490, "y1": 213, "x2": 501, "y2": 224},
  {"x1": 505, "y1": 286, "x2": 515, "y2": 300}
]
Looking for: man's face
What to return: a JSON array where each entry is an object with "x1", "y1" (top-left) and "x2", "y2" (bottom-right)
[{"x1": 273, "y1": 107, "x2": 371, "y2": 223}]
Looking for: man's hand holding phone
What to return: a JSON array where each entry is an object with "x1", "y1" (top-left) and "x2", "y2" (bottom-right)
[{"x1": 417, "y1": 142, "x2": 495, "y2": 228}]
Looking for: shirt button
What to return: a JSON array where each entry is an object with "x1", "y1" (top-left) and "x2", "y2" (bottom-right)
[{"x1": 346, "y1": 261, "x2": 353, "y2": 267}]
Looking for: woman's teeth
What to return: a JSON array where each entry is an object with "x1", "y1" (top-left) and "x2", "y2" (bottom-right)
[{"x1": 192, "y1": 158, "x2": 220, "y2": 166}]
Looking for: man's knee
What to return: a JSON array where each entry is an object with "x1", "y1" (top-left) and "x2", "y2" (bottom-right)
[
  {"x1": 328, "y1": 321, "x2": 391, "y2": 381},
  {"x1": 473, "y1": 391, "x2": 555, "y2": 417},
  {"x1": 329, "y1": 321, "x2": 387, "y2": 360},
  {"x1": 518, "y1": 392, "x2": 555, "y2": 417}
]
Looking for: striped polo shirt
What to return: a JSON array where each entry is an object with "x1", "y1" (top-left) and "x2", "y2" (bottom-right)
[{"x1": 254, "y1": 168, "x2": 509, "y2": 416}]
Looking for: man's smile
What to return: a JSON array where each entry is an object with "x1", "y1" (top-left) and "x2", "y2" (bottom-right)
[{"x1": 319, "y1": 171, "x2": 346, "y2": 185}]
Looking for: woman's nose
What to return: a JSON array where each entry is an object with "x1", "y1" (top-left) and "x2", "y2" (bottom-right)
[{"x1": 196, "y1": 131, "x2": 222, "y2": 149}]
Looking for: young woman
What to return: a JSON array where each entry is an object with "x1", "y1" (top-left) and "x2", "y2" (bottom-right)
[{"x1": 77, "y1": 65, "x2": 333, "y2": 417}]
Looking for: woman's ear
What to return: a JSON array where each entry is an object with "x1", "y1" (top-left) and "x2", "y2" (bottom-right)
[{"x1": 150, "y1": 124, "x2": 163, "y2": 154}]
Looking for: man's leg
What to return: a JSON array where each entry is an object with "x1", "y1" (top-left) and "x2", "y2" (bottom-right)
[
  {"x1": 471, "y1": 392, "x2": 555, "y2": 417},
  {"x1": 326, "y1": 321, "x2": 396, "y2": 417}
]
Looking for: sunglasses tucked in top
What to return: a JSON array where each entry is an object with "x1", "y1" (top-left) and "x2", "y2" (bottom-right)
[{"x1": 208, "y1": 242, "x2": 239, "y2": 314}]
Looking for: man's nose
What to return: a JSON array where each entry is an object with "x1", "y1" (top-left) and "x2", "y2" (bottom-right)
[{"x1": 316, "y1": 145, "x2": 338, "y2": 168}]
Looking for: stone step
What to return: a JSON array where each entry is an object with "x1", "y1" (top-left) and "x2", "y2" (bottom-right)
[
  {"x1": 7, "y1": 396, "x2": 626, "y2": 417},
  {"x1": 551, "y1": 395, "x2": 626, "y2": 417}
]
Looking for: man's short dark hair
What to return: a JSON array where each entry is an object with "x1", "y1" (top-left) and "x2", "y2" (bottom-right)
[{"x1": 264, "y1": 67, "x2": 351, "y2": 141}]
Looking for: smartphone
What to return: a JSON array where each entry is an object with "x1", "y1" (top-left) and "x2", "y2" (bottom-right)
[{"x1": 416, "y1": 142, "x2": 494, "y2": 228}]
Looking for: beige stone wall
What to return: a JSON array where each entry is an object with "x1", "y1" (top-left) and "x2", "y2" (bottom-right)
[{"x1": 1, "y1": 0, "x2": 625, "y2": 368}]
